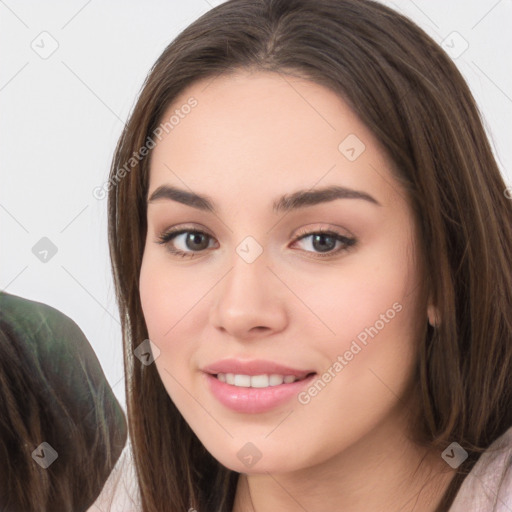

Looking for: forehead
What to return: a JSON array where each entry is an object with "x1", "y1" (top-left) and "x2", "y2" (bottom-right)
[{"x1": 147, "y1": 70, "x2": 402, "y2": 211}]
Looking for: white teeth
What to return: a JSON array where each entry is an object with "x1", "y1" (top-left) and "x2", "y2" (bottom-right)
[
  {"x1": 250, "y1": 375, "x2": 269, "y2": 388},
  {"x1": 216, "y1": 373, "x2": 300, "y2": 388},
  {"x1": 269, "y1": 374, "x2": 284, "y2": 386},
  {"x1": 234, "y1": 374, "x2": 251, "y2": 387}
]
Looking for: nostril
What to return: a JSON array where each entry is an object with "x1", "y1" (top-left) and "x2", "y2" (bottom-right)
[{"x1": 251, "y1": 326, "x2": 268, "y2": 332}]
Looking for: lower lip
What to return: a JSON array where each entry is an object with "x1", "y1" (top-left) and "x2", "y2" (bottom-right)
[{"x1": 203, "y1": 372, "x2": 316, "y2": 414}]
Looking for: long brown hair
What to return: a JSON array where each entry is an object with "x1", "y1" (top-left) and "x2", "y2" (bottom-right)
[{"x1": 106, "y1": 0, "x2": 512, "y2": 510}]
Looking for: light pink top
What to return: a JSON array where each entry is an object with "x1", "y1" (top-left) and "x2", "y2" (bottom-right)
[{"x1": 449, "y1": 425, "x2": 512, "y2": 511}]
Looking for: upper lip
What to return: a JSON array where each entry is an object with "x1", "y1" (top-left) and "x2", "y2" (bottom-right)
[{"x1": 202, "y1": 358, "x2": 315, "y2": 379}]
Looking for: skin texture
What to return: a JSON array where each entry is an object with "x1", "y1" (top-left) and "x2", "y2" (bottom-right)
[{"x1": 139, "y1": 70, "x2": 455, "y2": 511}]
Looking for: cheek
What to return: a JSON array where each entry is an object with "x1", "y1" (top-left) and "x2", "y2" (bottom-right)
[
  {"x1": 139, "y1": 251, "x2": 205, "y2": 389},
  {"x1": 292, "y1": 293, "x2": 420, "y2": 468},
  {"x1": 297, "y1": 232, "x2": 421, "y2": 399},
  {"x1": 306, "y1": 250, "x2": 420, "y2": 414},
  {"x1": 139, "y1": 250, "x2": 203, "y2": 340},
  {"x1": 292, "y1": 237, "x2": 416, "y2": 353}
]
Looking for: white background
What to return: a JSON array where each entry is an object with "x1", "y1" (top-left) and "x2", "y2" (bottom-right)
[{"x1": 1, "y1": 0, "x2": 511, "y2": 412}]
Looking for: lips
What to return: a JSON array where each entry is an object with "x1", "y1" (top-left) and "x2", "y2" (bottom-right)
[{"x1": 201, "y1": 358, "x2": 317, "y2": 413}]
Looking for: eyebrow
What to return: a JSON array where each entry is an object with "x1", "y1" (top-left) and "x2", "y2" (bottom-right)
[{"x1": 147, "y1": 184, "x2": 381, "y2": 213}]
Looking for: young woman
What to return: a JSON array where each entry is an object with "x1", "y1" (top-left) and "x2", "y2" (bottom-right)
[{"x1": 104, "y1": 0, "x2": 512, "y2": 510}]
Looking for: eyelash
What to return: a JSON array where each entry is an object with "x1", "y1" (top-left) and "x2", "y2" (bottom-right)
[{"x1": 155, "y1": 225, "x2": 357, "y2": 260}]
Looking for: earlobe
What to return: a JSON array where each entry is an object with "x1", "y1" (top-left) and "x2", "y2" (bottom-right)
[
  {"x1": 426, "y1": 284, "x2": 440, "y2": 327},
  {"x1": 427, "y1": 303, "x2": 440, "y2": 327}
]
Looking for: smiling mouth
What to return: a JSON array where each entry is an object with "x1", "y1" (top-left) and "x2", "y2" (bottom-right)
[{"x1": 212, "y1": 372, "x2": 316, "y2": 388}]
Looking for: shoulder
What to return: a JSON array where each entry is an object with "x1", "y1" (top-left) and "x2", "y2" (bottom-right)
[
  {"x1": 0, "y1": 291, "x2": 90, "y2": 360},
  {"x1": 449, "y1": 426, "x2": 512, "y2": 511}
]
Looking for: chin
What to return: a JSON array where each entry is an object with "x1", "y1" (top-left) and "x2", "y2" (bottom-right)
[{"x1": 201, "y1": 438, "x2": 307, "y2": 475}]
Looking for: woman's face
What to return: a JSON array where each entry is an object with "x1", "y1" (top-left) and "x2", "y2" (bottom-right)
[{"x1": 139, "y1": 70, "x2": 430, "y2": 474}]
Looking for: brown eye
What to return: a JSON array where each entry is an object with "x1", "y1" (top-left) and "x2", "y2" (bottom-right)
[
  {"x1": 183, "y1": 232, "x2": 210, "y2": 251},
  {"x1": 292, "y1": 228, "x2": 357, "y2": 259},
  {"x1": 157, "y1": 229, "x2": 215, "y2": 258}
]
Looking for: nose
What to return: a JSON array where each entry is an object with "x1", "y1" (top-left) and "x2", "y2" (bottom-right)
[{"x1": 209, "y1": 249, "x2": 288, "y2": 340}]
